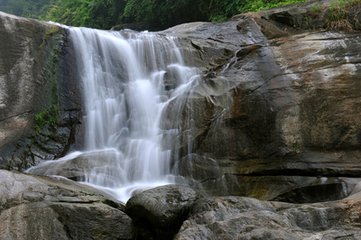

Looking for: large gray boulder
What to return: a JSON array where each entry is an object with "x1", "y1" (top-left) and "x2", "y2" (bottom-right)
[
  {"x1": 125, "y1": 185, "x2": 197, "y2": 240},
  {"x1": 0, "y1": 170, "x2": 134, "y2": 240}
]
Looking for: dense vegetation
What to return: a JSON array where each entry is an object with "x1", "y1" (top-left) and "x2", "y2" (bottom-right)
[
  {"x1": 45, "y1": 0, "x2": 308, "y2": 29},
  {"x1": 1, "y1": 0, "x2": 359, "y2": 30},
  {"x1": 0, "y1": 0, "x2": 52, "y2": 18},
  {"x1": 12, "y1": 0, "x2": 361, "y2": 32},
  {"x1": 0, "y1": 0, "x2": 307, "y2": 29},
  {"x1": 325, "y1": 0, "x2": 361, "y2": 30}
]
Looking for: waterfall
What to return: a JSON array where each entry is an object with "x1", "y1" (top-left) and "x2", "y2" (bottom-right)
[{"x1": 27, "y1": 27, "x2": 200, "y2": 203}]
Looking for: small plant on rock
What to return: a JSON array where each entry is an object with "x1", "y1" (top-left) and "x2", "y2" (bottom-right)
[{"x1": 326, "y1": 0, "x2": 361, "y2": 31}]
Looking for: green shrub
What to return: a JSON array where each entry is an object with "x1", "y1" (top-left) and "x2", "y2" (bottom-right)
[
  {"x1": 34, "y1": 106, "x2": 59, "y2": 133},
  {"x1": 242, "y1": 0, "x2": 305, "y2": 12},
  {"x1": 326, "y1": 0, "x2": 361, "y2": 30}
]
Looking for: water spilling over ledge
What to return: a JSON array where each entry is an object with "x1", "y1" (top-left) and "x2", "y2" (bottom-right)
[
  {"x1": 4, "y1": 3, "x2": 361, "y2": 238},
  {"x1": 27, "y1": 27, "x2": 201, "y2": 202}
]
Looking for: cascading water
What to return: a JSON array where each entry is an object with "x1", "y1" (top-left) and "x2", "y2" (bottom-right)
[{"x1": 28, "y1": 27, "x2": 200, "y2": 203}]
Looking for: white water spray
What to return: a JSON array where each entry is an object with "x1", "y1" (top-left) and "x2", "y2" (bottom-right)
[{"x1": 28, "y1": 28, "x2": 200, "y2": 202}]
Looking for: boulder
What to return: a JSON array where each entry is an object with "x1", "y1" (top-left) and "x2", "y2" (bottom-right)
[
  {"x1": 125, "y1": 184, "x2": 197, "y2": 239},
  {"x1": 0, "y1": 170, "x2": 134, "y2": 240}
]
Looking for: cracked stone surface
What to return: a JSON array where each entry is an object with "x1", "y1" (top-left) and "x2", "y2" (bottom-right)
[
  {"x1": 160, "y1": 6, "x2": 361, "y2": 202},
  {"x1": 0, "y1": 170, "x2": 133, "y2": 240},
  {"x1": 0, "y1": 12, "x2": 82, "y2": 171},
  {"x1": 176, "y1": 193, "x2": 361, "y2": 240}
]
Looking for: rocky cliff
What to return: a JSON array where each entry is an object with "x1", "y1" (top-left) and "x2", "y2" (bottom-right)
[
  {"x1": 163, "y1": 0, "x2": 361, "y2": 203},
  {"x1": 0, "y1": 12, "x2": 81, "y2": 170},
  {"x1": 1, "y1": 0, "x2": 361, "y2": 239}
]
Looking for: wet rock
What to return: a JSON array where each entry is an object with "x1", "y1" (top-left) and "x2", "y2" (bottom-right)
[
  {"x1": 0, "y1": 170, "x2": 133, "y2": 240},
  {"x1": 0, "y1": 12, "x2": 81, "y2": 171},
  {"x1": 273, "y1": 181, "x2": 355, "y2": 203},
  {"x1": 176, "y1": 154, "x2": 222, "y2": 182},
  {"x1": 2, "y1": 1, "x2": 361, "y2": 238},
  {"x1": 27, "y1": 149, "x2": 122, "y2": 182},
  {"x1": 125, "y1": 184, "x2": 197, "y2": 239},
  {"x1": 159, "y1": 2, "x2": 361, "y2": 200}
]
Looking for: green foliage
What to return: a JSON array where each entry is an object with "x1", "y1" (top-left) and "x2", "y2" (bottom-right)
[
  {"x1": 0, "y1": 0, "x2": 53, "y2": 18},
  {"x1": 0, "y1": 0, "x2": 307, "y2": 30},
  {"x1": 121, "y1": 0, "x2": 307, "y2": 29},
  {"x1": 45, "y1": 25, "x2": 60, "y2": 37},
  {"x1": 44, "y1": 0, "x2": 89, "y2": 27},
  {"x1": 208, "y1": 0, "x2": 244, "y2": 22},
  {"x1": 4, "y1": 0, "x2": 343, "y2": 31},
  {"x1": 328, "y1": 0, "x2": 351, "y2": 20},
  {"x1": 43, "y1": 0, "x2": 126, "y2": 29},
  {"x1": 122, "y1": 0, "x2": 208, "y2": 29},
  {"x1": 40, "y1": 25, "x2": 60, "y2": 48},
  {"x1": 326, "y1": 0, "x2": 361, "y2": 30},
  {"x1": 122, "y1": 0, "x2": 307, "y2": 29},
  {"x1": 34, "y1": 106, "x2": 59, "y2": 133},
  {"x1": 242, "y1": 0, "x2": 305, "y2": 12},
  {"x1": 309, "y1": 2, "x2": 322, "y2": 15}
]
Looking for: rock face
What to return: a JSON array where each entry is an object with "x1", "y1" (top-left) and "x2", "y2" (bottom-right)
[
  {"x1": 0, "y1": 12, "x2": 81, "y2": 171},
  {"x1": 125, "y1": 185, "x2": 197, "y2": 240},
  {"x1": 160, "y1": 0, "x2": 361, "y2": 202},
  {"x1": 176, "y1": 194, "x2": 361, "y2": 240},
  {"x1": 1, "y1": 1, "x2": 360, "y2": 203},
  {"x1": 0, "y1": 170, "x2": 133, "y2": 240},
  {"x1": 27, "y1": 149, "x2": 122, "y2": 181},
  {"x1": 2, "y1": 1, "x2": 361, "y2": 239}
]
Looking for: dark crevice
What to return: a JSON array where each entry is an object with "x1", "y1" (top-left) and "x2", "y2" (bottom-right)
[
  {"x1": 273, "y1": 183, "x2": 352, "y2": 204},
  {"x1": 102, "y1": 199, "x2": 125, "y2": 211},
  {"x1": 0, "y1": 111, "x2": 31, "y2": 122},
  {"x1": 53, "y1": 200, "x2": 99, "y2": 204},
  {"x1": 190, "y1": 41, "x2": 202, "y2": 51},
  {"x1": 231, "y1": 170, "x2": 361, "y2": 178},
  {"x1": 199, "y1": 177, "x2": 218, "y2": 184},
  {"x1": 207, "y1": 37, "x2": 228, "y2": 44}
]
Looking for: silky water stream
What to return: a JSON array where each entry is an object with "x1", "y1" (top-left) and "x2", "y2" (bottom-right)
[{"x1": 28, "y1": 27, "x2": 200, "y2": 203}]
